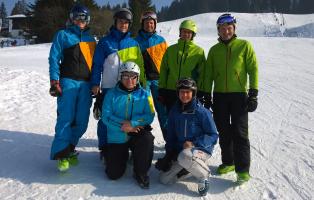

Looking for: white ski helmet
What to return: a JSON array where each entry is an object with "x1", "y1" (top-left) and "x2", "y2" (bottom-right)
[{"x1": 118, "y1": 61, "x2": 140, "y2": 82}]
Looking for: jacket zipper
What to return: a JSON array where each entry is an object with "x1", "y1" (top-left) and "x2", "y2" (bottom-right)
[
  {"x1": 178, "y1": 41, "x2": 186, "y2": 79},
  {"x1": 125, "y1": 94, "x2": 131, "y2": 120},
  {"x1": 184, "y1": 119, "x2": 187, "y2": 138},
  {"x1": 225, "y1": 46, "x2": 231, "y2": 92}
]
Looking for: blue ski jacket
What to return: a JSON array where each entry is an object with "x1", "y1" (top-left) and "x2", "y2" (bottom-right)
[
  {"x1": 49, "y1": 25, "x2": 96, "y2": 81},
  {"x1": 91, "y1": 27, "x2": 144, "y2": 89},
  {"x1": 166, "y1": 98, "x2": 218, "y2": 155},
  {"x1": 101, "y1": 83, "x2": 155, "y2": 143}
]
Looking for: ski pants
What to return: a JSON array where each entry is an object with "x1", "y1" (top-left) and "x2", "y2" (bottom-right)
[
  {"x1": 213, "y1": 92, "x2": 250, "y2": 173},
  {"x1": 105, "y1": 130, "x2": 154, "y2": 180},
  {"x1": 50, "y1": 78, "x2": 92, "y2": 160},
  {"x1": 96, "y1": 88, "x2": 109, "y2": 150},
  {"x1": 146, "y1": 80, "x2": 168, "y2": 138},
  {"x1": 159, "y1": 148, "x2": 211, "y2": 184}
]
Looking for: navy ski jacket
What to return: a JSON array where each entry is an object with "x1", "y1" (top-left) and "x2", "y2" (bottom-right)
[{"x1": 166, "y1": 98, "x2": 218, "y2": 155}]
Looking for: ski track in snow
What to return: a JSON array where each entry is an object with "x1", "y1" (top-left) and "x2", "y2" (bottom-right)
[{"x1": 1, "y1": 13, "x2": 314, "y2": 200}]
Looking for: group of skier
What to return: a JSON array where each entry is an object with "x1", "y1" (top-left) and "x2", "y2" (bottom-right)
[{"x1": 48, "y1": 4, "x2": 258, "y2": 196}]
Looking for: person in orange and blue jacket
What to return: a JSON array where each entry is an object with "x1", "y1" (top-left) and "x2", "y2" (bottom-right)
[
  {"x1": 48, "y1": 4, "x2": 96, "y2": 172},
  {"x1": 135, "y1": 10, "x2": 168, "y2": 140}
]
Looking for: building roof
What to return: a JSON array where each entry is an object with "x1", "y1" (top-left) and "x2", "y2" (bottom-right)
[{"x1": 7, "y1": 14, "x2": 27, "y2": 19}]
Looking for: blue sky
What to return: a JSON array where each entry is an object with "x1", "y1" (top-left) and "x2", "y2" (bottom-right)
[{"x1": 1, "y1": 0, "x2": 174, "y2": 15}]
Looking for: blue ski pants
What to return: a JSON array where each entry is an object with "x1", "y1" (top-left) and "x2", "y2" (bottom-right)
[{"x1": 50, "y1": 78, "x2": 92, "y2": 160}]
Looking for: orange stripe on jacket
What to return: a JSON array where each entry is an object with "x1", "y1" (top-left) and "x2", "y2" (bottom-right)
[
  {"x1": 80, "y1": 41, "x2": 96, "y2": 71},
  {"x1": 146, "y1": 41, "x2": 167, "y2": 73}
]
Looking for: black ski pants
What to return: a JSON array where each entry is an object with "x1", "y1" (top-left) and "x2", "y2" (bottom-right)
[
  {"x1": 105, "y1": 131, "x2": 154, "y2": 180},
  {"x1": 213, "y1": 92, "x2": 250, "y2": 173}
]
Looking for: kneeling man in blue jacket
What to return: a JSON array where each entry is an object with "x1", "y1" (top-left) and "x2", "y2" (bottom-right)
[{"x1": 156, "y1": 77, "x2": 218, "y2": 196}]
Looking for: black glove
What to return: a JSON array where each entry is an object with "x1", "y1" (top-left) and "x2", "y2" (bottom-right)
[
  {"x1": 197, "y1": 91, "x2": 212, "y2": 109},
  {"x1": 247, "y1": 89, "x2": 258, "y2": 112},
  {"x1": 93, "y1": 93, "x2": 104, "y2": 120},
  {"x1": 127, "y1": 125, "x2": 153, "y2": 136},
  {"x1": 155, "y1": 150, "x2": 178, "y2": 172},
  {"x1": 49, "y1": 80, "x2": 62, "y2": 97}
]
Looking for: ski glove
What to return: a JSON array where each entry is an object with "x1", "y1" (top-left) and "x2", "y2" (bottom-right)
[
  {"x1": 197, "y1": 91, "x2": 212, "y2": 109},
  {"x1": 93, "y1": 93, "x2": 104, "y2": 120},
  {"x1": 247, "y1": 89, "x2": 258, "y2": 112},
  {"x1": 49, "y1": 80, "x2": 62, "y2": 97}
]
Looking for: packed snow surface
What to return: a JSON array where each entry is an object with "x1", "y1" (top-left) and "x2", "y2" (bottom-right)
[{"x1": 0, "y1": 13, "x2": 314, "y2": 200}]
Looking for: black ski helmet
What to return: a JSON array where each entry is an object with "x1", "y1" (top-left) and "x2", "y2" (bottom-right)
[
  {"x1": 113, "y1": 8, "x2": 133, "y2": 24},
  {"x1": 176, "y1": 77, "x2": 197, "y2": 97}
]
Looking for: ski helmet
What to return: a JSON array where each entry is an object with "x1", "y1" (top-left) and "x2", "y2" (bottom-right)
[
  {"x1": 69, "y1": 4, "x2": 90, "y2": 24},
  {"x1": 113, "y1": 8, "x2": 133, "y2": 24},
  {"x1": 179, "y1": 20, "x2": 197, "y2": 33},
  {"x1": 216, "y1": 13, "x2": 236, "y2": 27},
  {"x1": 118, "y1": 61, "x2": 140, "y2": 82},
  {"x1": 176, "y1": 77, "x2": 197, "y2": 97},
  {"x1": 141, "y1": 11, "x2": 157, "y2": 28}
]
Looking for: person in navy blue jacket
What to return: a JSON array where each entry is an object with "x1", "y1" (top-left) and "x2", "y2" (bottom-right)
[
  {"x1": 155, "y1": 77, "x2": 218, "y2": 196},
  {"x1": 48, "y1": 4, "x2": 96, "y2": 172}
]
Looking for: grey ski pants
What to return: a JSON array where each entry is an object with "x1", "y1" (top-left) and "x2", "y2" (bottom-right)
[{"x1": 159, "y1": 148, "x2": 211, "y2": 184}]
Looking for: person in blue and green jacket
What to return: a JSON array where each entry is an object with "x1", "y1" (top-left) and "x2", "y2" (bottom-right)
[
  {"x1": 90, "y1": 8, "x2": 144, "y2": 162},
  {"x1": 101, "y1": 61, "x2": 155, "y2": 189},
  {"x1": 48, "y1": 4, "x2": 96, "y2": 172},
  {"x1": 135, "y1": 10, "x2": 168, "y2": 140}
]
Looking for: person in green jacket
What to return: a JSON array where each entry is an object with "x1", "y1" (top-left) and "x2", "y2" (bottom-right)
[
  {"x1": 157, "y1": 20, "x2": 209, "y2": 168},
  {"x1": 158, "y1": 19, "x2": 208, "y2": 112},
  {"x1": 203, "y1": 13, "x2": 258, "y2": 184}
]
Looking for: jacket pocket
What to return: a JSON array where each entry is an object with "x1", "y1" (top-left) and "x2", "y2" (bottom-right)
[{"x1": 235, "y1": 71, "x2": 244, "y2": 89}]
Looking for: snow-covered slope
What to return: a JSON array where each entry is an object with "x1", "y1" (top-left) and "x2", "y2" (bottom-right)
[
  {"x1": 158, "y1": 13, "x2": 314, "y2": 38},
  {"x1": 1, "y1": 13, "x2": 314, "y2": 200}
]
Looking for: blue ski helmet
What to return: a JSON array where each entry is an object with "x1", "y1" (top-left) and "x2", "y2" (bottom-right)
[
  {"x1": 70, "y1": 4, "x2": 91, "y2": 24},
  {"x1": 216, "y1": 13, "x2": 236, "y2": 27}
]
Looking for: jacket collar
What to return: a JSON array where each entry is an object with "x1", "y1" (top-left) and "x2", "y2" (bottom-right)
[
  {"x1": 110, "y1": 26, "x2": 131, "y2": 41},
  {"x1": 177, "y1": 38, "x2": 193, "y2": 51},
  {"x1": 117, "y1": 82, "x2": 140, "y2": 93},
  {"x1": 218, "y1": 34, "x2": 237, "y2": 45},
  {"x1": 178, "y1": 98, "x2": 198, "y2": 113},
  {"x1": 138, "y1": 29, "x2": 155, "y2": 39},
  {"x1": 68, "y1": 24, "x2": 89, "y2": 35}
]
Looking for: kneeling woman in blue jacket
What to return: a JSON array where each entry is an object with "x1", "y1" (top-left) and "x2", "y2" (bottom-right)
[
  {"x1": 156, "y1": 77, "x2": 218, "y2": 196},
  {"x1": 101, "y1": 61, "x2": 155, "y2": 189}
]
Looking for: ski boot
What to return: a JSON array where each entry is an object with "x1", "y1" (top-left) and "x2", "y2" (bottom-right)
[
  {"x1": 236, "y1": 171, "x2": 250, "y2": 184},
  {"x1": 68, "y1": 151, "x2": 79, "y2": 166},
  {"x1": 217, "y1": 164, "x2": 235, "y2": 175},
  {"x1": 198, "y1": 179, "x2": 209, "y2": 196},
  {"x1": 57, "y1": 159, "x2": 70, "y2": 172}
]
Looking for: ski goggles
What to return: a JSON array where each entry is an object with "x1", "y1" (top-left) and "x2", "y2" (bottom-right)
[
  {"x1": 121, "y1": 74, "x2": 138, "y2": 81},
  {"x1": 216, "y1": 14, "x2": 236, "y2": 26},
  {"x1": 176, "y1": 79, "x2": 196, "y2": 90},
  {"x1": 73, "y1": 13, "x2": 90, "y2": 22},
  {"x1": 141, "y1": 12, "x2": 157, "y2": 21}
]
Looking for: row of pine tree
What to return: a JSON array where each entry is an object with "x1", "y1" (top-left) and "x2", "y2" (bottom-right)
[{"x1": 1, "y1": 0, "x2": 313, "y2": 43}]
